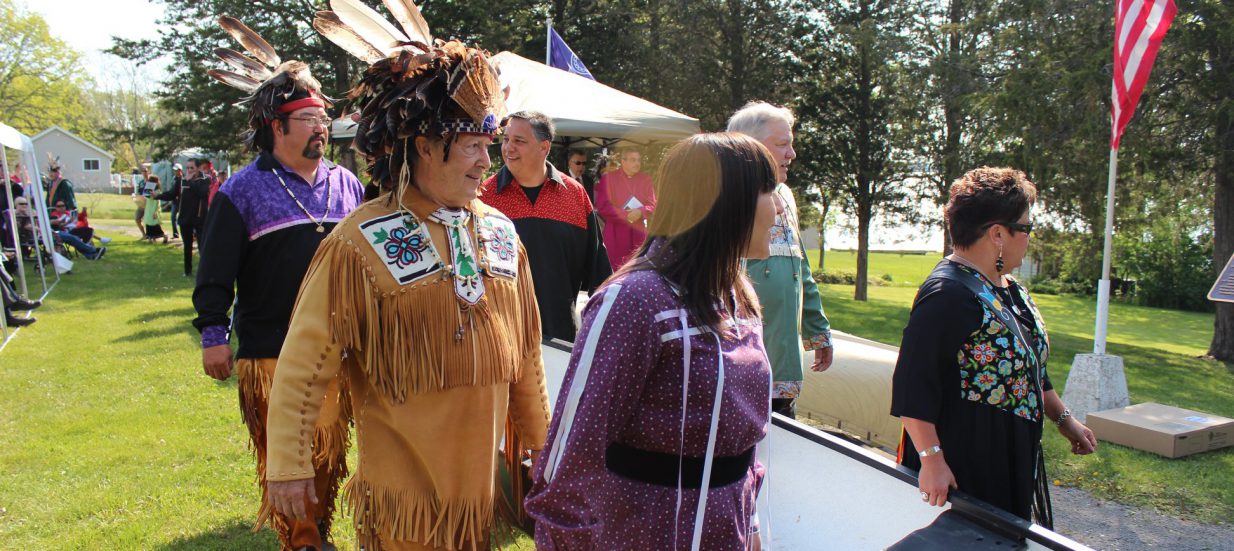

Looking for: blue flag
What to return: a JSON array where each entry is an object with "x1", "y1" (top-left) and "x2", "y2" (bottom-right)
[{"x1": 548, "y1": 28, "x2": 595, "y2": 81}]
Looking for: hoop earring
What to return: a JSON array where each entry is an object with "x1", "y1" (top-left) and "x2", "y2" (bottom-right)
[{"x1": 995, "y1": 246, "x2": 1005, "y2": 273}]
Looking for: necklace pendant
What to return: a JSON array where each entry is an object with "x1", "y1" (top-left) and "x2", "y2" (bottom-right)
[{"x1": 316, "y1": 225, "x2": 325, "y2": 233}]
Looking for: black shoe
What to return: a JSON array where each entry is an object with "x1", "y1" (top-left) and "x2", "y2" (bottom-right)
[
  {"x1": 6, "y1": 315, "x2": 35, "y2": 327},
  {"x1": 11, "y1": 298, "x2": 40, "y2": 311},
  {"x1": 94, "y1": 247, "x2": 107, "y2": 260}
]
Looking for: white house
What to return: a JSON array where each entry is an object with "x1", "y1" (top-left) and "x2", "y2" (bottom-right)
[{"x1": 31, "y1": 125, "x2": 115, "y2": 192}]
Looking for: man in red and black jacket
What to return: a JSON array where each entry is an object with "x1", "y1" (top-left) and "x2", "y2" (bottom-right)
[{"x1": 480, "y1": 111, "x2": 611, "y2": 342}]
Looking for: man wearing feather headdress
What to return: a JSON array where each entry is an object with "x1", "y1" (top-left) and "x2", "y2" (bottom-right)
[
  {"x1": 190, "y1": 16, "x2": 366, "y2": 551},
  {"x1": 264, "y1": 1, "x2": 550, "y2": 549}
]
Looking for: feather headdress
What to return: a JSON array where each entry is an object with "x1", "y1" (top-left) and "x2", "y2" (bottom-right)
[
  {"x1": 207, "y1": 16, "x2": 334, "y2": 152},
  {"x1": 313, "y1": 0, "x2": 506, "y2": 183}
]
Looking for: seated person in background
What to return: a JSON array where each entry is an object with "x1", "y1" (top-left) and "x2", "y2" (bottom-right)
[
  {"x1": 3, "y1": 197, "x2": 40, "y2": 259},
  {"x1": 47, "y1": 199, "x2": 107, "y2": 260},
  {"x1": 70, "y1": 207, "x2": 111, "y2": 246},
  {"x1": 2, "y1": 251, "x2": 41, "y2": 327},
  {"x1": 0, "y1": 165, "x2": 23, "y2": 211}
]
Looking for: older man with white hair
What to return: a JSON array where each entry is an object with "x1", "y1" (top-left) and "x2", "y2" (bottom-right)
[{"x1": 728, "y1": 100, "x2": 833, "y2": 419}]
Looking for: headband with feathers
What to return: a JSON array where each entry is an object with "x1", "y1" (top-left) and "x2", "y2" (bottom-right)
[
  {"x1": 313, "y1": 0, "x2": 506, "y2": 168},
  {"x1": 207, "y1": 16, "x2": 335, "y2": 151}
]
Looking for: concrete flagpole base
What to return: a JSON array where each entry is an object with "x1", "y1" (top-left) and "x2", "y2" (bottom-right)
[{"x1": 1063, "y1": 353, "x2": 1130, "y2": 422}]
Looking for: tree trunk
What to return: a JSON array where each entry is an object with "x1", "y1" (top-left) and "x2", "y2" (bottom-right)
[
  {"x1": 818, "y1": 197, "x2": 830, "y2": 271},
  {"x1": 942, "y1": 211, "x2": 952, "y2": 256},
  {"x1": 855, "y1": 196, "x2": 871, "y2": 301},
  {"x1": 854, "y1": 0, "x2": 872, "y2": 302},
  {"x1": 1208, "y1": 16, "x2": 1234, "y2": 362},
  {"x1": 939, "y1": 0, "x2": 963, "y2": 257}
]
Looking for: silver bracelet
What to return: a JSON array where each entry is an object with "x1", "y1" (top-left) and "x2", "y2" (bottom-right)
[
  {"x1": 918, "y1": 445, "x2": 943, "y2": 458},
  {"x1": 1054, "y1": 408, "x2": 1072, "y2": 426}
]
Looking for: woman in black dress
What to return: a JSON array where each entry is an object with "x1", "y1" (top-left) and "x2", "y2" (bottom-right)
[{"x1": 891, "y1": 167, "x2": 1097, "y2": 526}]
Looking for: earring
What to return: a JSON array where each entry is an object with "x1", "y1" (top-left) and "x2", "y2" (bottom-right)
[{"x1": 995, "y1": 246, "x2": 1005, "y2": 273}]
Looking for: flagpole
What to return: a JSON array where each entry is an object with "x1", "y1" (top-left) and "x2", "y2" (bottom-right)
[
  {"x1": 546, "y1": 17, "x2": 552, "y2": 65},
  {"x1": 1094, "y1": 146, "x2": 1118, "y2": 354}
]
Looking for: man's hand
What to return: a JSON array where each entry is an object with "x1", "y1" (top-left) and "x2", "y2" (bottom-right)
[
  {"x1": 810, "y1": 346, "x2": 834, "y2": 372},
  {"x1": 268, "y1": 479, "x2": 317, "y2": 521},
  {"x1": 202, "y1": 344, "x2": 234, "y2": 380},
  {"x1": 625, "y1": 208, "x2": 643, "y2": 224}
]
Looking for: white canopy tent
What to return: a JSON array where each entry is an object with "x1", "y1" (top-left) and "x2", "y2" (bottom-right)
[
  {"x1": 0, "y1": 122, "x2": 58, "y2": 345},
  {"x1": 330, "y1": 52, "x2": 700, "y2": 146}
]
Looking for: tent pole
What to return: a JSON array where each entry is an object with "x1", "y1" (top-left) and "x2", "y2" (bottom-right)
[{"x1": 546, "y1": 17, "x2": 552, "y2": 65}]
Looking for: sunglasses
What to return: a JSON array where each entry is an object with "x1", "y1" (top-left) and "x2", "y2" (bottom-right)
[{"x1": 982, "y1": 221, "x2": 1034, "y2": 235}]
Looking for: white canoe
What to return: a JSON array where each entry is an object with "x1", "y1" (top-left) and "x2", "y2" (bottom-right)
[{"x1": 539, "y1": 341, "x2": 1093, "y2": 551}]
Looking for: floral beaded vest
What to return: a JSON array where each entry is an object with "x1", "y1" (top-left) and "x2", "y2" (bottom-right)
[{"x1": 933, "y1": 261, "x2": 1050, "y2": 423}]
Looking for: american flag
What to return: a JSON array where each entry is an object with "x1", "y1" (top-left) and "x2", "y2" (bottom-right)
[{"x1": 1111, "y1": 0, "x2": 1178, "y2": 148}]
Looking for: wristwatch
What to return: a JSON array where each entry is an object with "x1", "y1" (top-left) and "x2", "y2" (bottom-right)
[{"x1": 918, "y1": 445, "x2": 943, "y2": 458}]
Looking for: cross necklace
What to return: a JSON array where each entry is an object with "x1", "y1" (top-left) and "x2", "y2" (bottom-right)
[{"x1": 272, "y1": 168, "x2": 331, "y2": 233}]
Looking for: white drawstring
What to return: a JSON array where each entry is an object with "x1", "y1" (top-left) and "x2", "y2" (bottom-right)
[
  {"x1": 673, "y1": 311, "x2": 691, "y2": 550},
  {"x1": 689, "y1": 332, "x2": 726, "y2": 551},
  {"x1": 542, "y1": 284, "x2": 622, "y2": 482}
]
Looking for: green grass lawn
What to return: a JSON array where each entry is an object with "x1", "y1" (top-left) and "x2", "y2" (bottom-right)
[
  {"x1": 0, "y1": 194, "x2": 536, "y2": 549},
  {"x1": 0, "y1": 195, "x2": 1228, "y2": 550}
]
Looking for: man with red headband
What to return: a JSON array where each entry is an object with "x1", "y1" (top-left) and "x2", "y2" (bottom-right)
[{"x1": 192, "y1": 16, "x2": 365, "y2": 551}]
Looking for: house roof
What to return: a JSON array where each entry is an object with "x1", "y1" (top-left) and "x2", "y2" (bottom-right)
[{"x1": 32, "y1": 125, "x2": 115, "y2": 161}]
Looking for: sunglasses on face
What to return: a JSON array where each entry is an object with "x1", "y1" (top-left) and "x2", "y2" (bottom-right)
[{"x1": 982, "y1": 220, "x2": 1034, "y2": 235}]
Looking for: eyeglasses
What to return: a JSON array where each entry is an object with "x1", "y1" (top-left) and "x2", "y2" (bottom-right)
[
  {"x1": 570, "y1": 161, "x2": 586, "y2": 166},
  {"x1": 288, "y1": 115, "x2": 332, "y2": 128}
]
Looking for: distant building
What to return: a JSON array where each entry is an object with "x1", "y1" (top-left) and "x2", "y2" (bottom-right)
[{"x1": 31, "y1": 125, "x2": 115, "y2": 191}]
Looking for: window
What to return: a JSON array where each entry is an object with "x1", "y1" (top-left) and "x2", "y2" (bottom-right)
[{"x1": 83, "y1": 159, "x2": 100, "y2": 171}]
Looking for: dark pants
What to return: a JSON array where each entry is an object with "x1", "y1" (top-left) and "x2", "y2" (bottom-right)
[
  {"x1": 772, "y1": 397, "x2": 797, "y2": 419},
  {"x1": 169, "y1": 204, "x2": 179, "y2": 236},
  {"x1": 181, "y1": 224, "x2": 201, "y2": 275}
]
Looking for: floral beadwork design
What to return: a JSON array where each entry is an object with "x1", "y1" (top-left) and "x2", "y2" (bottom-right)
[
  {"x1": 486, "y1": 224, "x2": 516, "y2": 262},
  {"x1": 360, "y1": 211, "x2": 442, "y2": 285},
  {"x1": 374, "y1": 220, "x2": 431, "y2": 269},
  {"x1": 953, "y1": 264, "x2": 1050, "y2": 423}
]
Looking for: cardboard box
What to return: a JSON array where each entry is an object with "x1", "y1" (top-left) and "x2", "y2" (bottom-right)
[{"x1": 1085, "y1": 403, "x2": 1234, "y2": 459}]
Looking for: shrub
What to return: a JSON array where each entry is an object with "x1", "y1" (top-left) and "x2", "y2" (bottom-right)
[{"x1": 1117, "y1": 222, "x2": 1213, "y2": 312}]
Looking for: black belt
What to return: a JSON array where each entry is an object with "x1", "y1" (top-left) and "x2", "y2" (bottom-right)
[{"x1": 605, "y1": 442, "x2": 755, "y2": 489}]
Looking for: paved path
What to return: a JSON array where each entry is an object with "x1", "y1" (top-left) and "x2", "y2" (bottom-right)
[{"x1": 1052, "y1": 486, "x2": 1234, "y2": 551}]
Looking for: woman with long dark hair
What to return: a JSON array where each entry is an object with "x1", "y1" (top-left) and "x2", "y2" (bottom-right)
[{"x1": 525, "y1": 133, "x2": 781, "y2": 550}]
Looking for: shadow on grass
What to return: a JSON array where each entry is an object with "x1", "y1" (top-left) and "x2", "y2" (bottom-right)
[
  {"x1": 112, "y1": 325, "x2": 196, "y2": 344},
  {"x1": 157, "y1": 519, "x2": 277, "y2": 550},
  {"x1": 133, "y1": 306, "x2": 197, "y2": 323}
]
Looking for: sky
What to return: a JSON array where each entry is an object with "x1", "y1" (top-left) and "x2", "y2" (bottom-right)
[{"x1": 30, "y1": 0, "x2": 169, "y2": 87}]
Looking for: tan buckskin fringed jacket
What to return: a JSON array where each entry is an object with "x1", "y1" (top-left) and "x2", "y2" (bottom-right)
[{"x1": 267, "y1": 184, "x2": 551, "y2": 550}]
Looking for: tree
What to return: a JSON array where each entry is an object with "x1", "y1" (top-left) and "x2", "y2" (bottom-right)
[
  {"x1": 1174, "y1": 0, "x2": 1234, "y2": 361},
  {"x1": 84, "y1": 56, "x2": 171, "y2": 172},
  {"x1": 797, "y1": 0, "x2": 921, "y2": 301},
  {"x1": 908, "y1": 0, "x2": 1005, "y2": 255},
  {"x1": 109, "y1": 0, "x2": 368, "y2": 162},
  {"x1": 0, "y1": 0, "x2": 95, "y2": 139}
]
